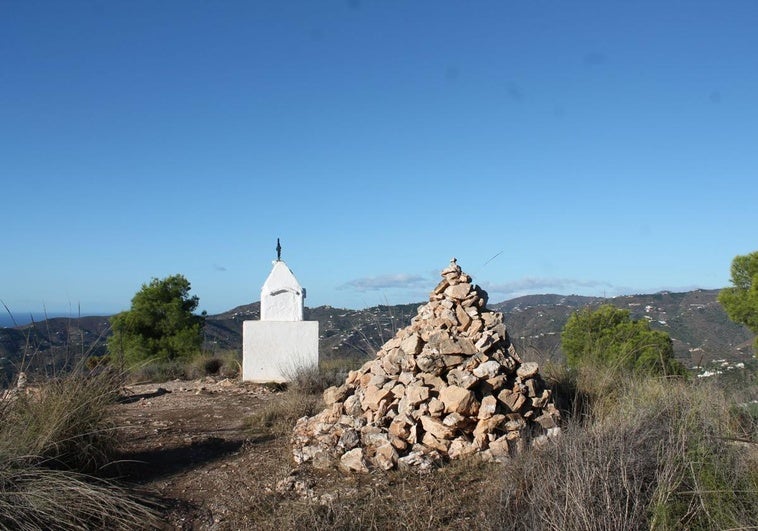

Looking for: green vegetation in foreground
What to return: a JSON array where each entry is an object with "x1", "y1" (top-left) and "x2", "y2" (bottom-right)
[
  {"x1": 720, "y1": 249, "x2": 758, "y2": 353},
  {"x1": 499, "y1": 367, "x2": 758, "y2": 531}
]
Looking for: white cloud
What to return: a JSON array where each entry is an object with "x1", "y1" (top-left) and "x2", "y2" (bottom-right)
[
  {"x1": 483, "y1": 277, "x2": 616, "y2": 296},
  {"x1": 481, "y1": 278, "x2": 713, "y2": 300},
  {"x1": 340, "y1": 273, "x2": 428, "y2": 292}
]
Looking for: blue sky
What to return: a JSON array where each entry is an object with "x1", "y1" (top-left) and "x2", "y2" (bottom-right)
[{"x1": 2, "y1": 0, "x2": 757, "y2": 317}]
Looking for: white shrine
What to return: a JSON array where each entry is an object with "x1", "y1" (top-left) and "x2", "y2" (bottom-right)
[
  {"x1": 242, "y1": 243, "x2": 319, "y2": 383},
  {"x1": 260, "y1": 261, "x2": 304, "y2": 321}
]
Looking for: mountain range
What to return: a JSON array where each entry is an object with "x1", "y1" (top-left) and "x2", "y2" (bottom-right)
[{"x1": 1, "y1": 289, "x2": 753, "y2": 387}]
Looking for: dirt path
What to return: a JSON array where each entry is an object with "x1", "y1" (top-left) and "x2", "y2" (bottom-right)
[
  {"x1": 109, "y1": 378, "x2": 483, "y2": 530},
  {"x1": 111, "y1": 378, "x2": 297, "y2": 529}
]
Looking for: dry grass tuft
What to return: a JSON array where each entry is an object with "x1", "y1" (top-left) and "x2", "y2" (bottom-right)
[
  {"x1": 0, "y1": 367, "x2": 159, "y2": 529},
  {"x1": 280, "y1": 358, "x2": 357, "y2": 396},
  {"x1": 245, "y1": 458, "x2": 503, "y2": 531},
  {"x1": 490, "y1": 375, "x2": 758, "y2": 531},
  {"x1": 247, "y1": 391, "x2": 324, "y2": 439},
  {"x1": 248, "y1": 358, "x2": 367, "y2": 438},
  {"x1": 0, "y1": 463, "x2": 158, "y2": 530},
  {"x1": 188, "y1": 350, "x2": 241, "y2": 379},
  {"x1": 1, "y1": 369, "x2": 123, "y2": 471},
  {"x1": 124, "y1": 350, "x2": 241, "y2": 384}
]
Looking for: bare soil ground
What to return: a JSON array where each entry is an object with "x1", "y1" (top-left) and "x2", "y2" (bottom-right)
[
  {"x1": 110, "y1": 378, "x2": 401, "y2": 530},
  {"x1": 111, "y1": 378, "x2": 289, "y2": 529}
]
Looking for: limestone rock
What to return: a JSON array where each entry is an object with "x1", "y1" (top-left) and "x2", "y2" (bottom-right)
[
  {"x1": 340, "y1": 448, "x2": 369, "y2": 473},
  {"x1": 448, "y1": 436, "x2": 476, "y2": 459},
  {"x1": 401, "y1": 333, "x2": 423, "y2": 356},
  {"x1": 472, "y1": 360, "x2": 501, "y2": 379},
  {"x1": 373, "y1": 443, "x2": 399, "y2": 470},
  {"x1": 337, "y1": 429, "x2": 361, "y2": 451},
  {"x1": 343, "y1": 394, "x2": 363, "y2": 416},
  {"x1": 428, "y1": 397, "x2": 445, "y2": 417},
  {"x1": 444, "y1": 283, "x2": 472, "y2": 300},
  {"x1": 420, "y1": 415, "x2": 455, "y2": 440},
  {"x1": 446, "y1": 368, "x2": 478, "y2": 389},
  {"x1": 440, "y1": 385, "x2": 479, "y2": 416},
  {"x1": 324, "y1": 385, "x2": 349, "y2": 406},
  {"x1": 497, "y1": 388, "x2": 526, "y2": 412},
  {"x1": 517, "y1": 362, "x2": 540, "y2": 379},
  {"x1": 363, "y1": 385, "x2": 391, "y2": 411},
  {"x1": 442, "y1": 412, "x2": 466, "y2": 428},
  {"x1": 478, "y1": 395, "x2": 498, "y2": 420},
  {"x1": 405, "y1": 383, "x2": 430, "y2": 405}
]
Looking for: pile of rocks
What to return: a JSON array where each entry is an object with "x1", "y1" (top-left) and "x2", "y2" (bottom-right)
[{"x1": 292, "y1": 259, "x2": 561, "y2": 471}]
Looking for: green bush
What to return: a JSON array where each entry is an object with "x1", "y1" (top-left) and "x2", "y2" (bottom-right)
[
  {"x1": 108, "y1": 274, "x2": 205, "y2": 365},
  {"x1": 719, "y1": 250, "x2": 758, "y2": 353},
  {"x1": 126, "y1": 350, "x2": 242, "y2": 383},
  {"x1": 217, "y1": 350, "x2": 242, "y2": 378},
  {"x1": 562, "y1": 304, "x2": 685, "y2": 376}
]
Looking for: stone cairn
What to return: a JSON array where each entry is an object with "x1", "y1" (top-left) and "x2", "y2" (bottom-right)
[{"x1": 292, "y1": 259, "x2": 561, "y2": 472}]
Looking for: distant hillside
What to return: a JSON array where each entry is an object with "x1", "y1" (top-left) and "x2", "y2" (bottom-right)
[
  {"x1": 0, "y1": 312, "x2": 79, "y2": 328},
  {"x1": 490, "y1": 290, "x2": 754, "y2": 367},
  {"x1": 0, "y1": 315, "x2": 112, "y2": 386},
  {"x1": 199, "y1": 289, "x2": 755, "y2": 368},
  {"x1": 1, "y1": 289, "x2": 753, "y2": 387}
]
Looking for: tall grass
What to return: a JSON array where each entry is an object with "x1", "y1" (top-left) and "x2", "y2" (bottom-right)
[
  {"x1": 0, "y1": 366, "x2": 159, "y2": 529},
  {"x1": 1, "y1": 302, "x2": 113, "y2": 389},
  {"x1": 280, "y1": 357, "x2": 356, "y2": 395},
  {"x1": 0, "y1": 465, "x2": 157, "y2": 531},
  {"x1": 1, "y1": 370, "x2": 121, "y2": 471},
  {"x1": 490, "y1": 371, "x2": 758, "y2": 531}
]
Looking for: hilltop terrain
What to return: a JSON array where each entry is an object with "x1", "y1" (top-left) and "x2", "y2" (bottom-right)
[
  {"x1": 3, "y1": 290, "x2": 756, "y2": 529},
  {"x1": 1, "y1": 289, "x2": 753, "y2": 386},
  {"x1": 106, "y1": 351, "x2": 758, "y2": 529}
]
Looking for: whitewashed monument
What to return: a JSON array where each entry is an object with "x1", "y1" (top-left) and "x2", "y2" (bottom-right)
[{"x1": 242, "y1": 240, "x2": 319, "y2": 383}]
